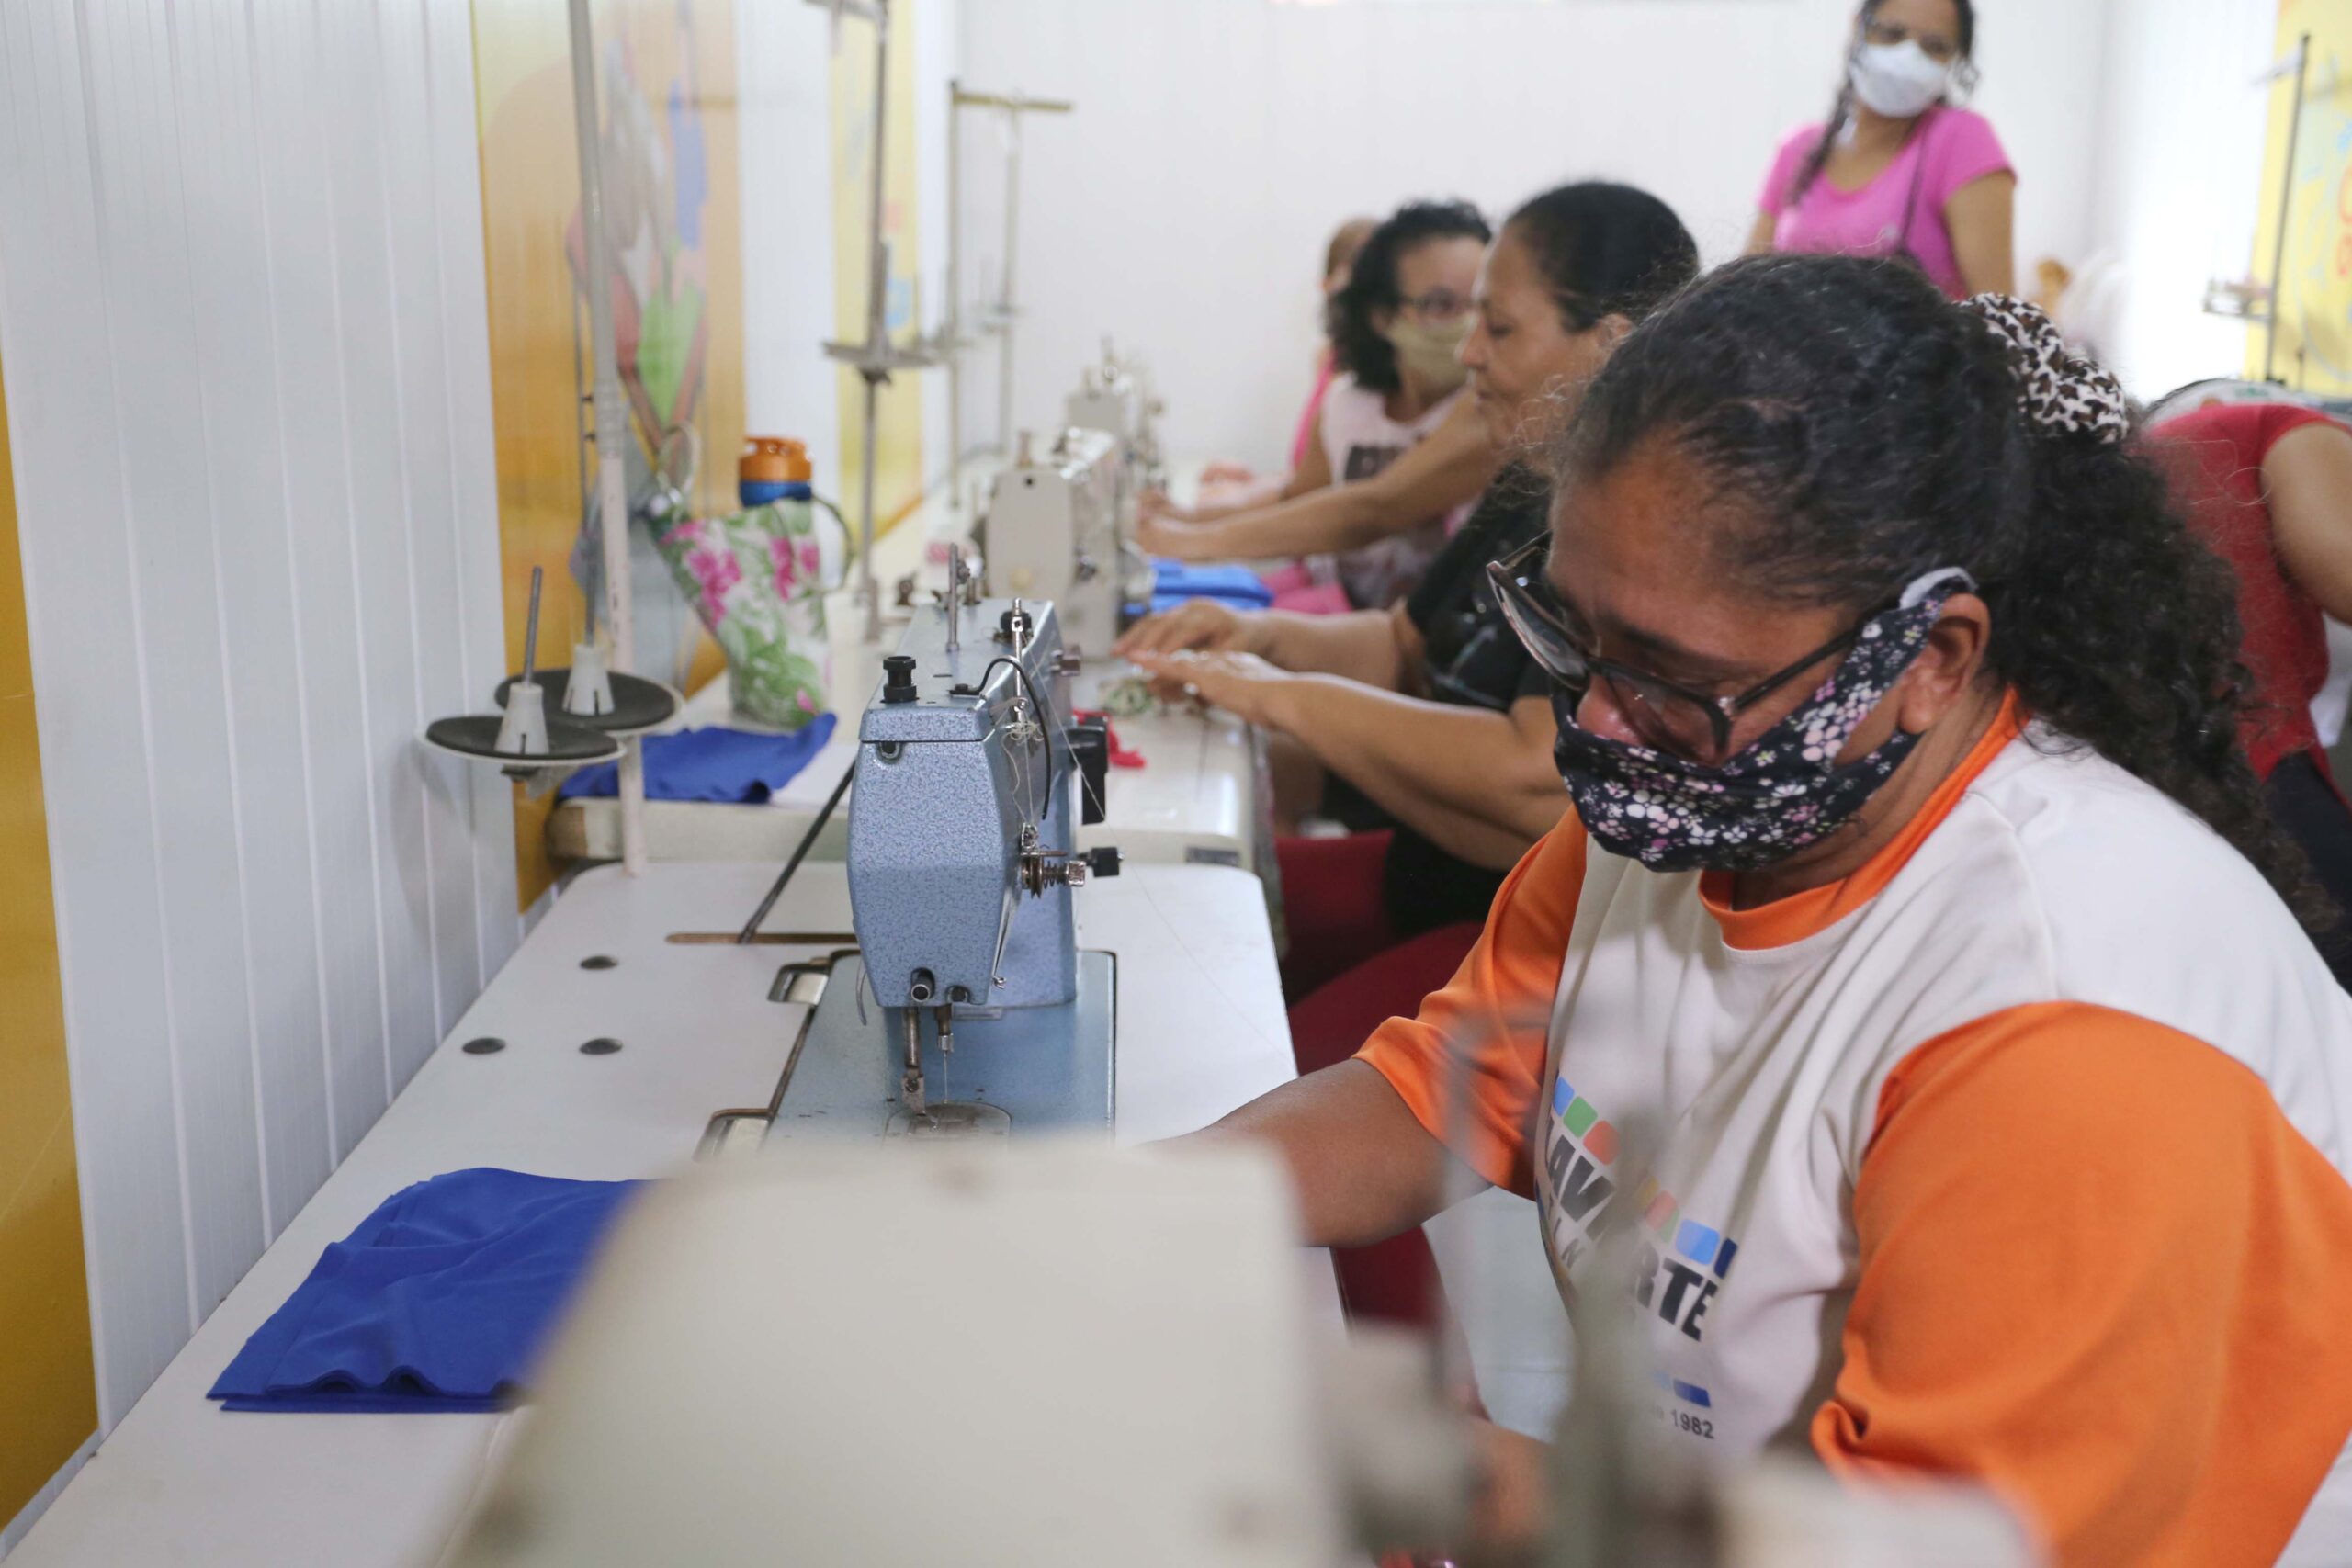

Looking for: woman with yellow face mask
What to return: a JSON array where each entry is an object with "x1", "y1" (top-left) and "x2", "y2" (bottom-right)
[{"x1": 1141, "y1": 199, "x2": 1496, "y2": 608}]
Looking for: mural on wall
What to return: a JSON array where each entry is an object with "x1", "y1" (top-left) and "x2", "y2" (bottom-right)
[
  {"x1": 2251, "y1": 0, "x2": 2352, "y2": 391},
  {"x1": 473, "y1": 0, "x2": 743, "y2": 906},
  {"x1": 830, "y1": 7, "x2": 925, "y2": 536},
  {"x1": 0, "y1": 345, "x2": 99, "y2": 1532}
]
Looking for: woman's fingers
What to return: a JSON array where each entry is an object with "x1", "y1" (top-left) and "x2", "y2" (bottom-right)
[{"x1": 1115, "y1": 602, "x2": 1233, "y2": 658}]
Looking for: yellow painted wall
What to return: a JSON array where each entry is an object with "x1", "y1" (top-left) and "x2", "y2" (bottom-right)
[
  {"x1": 472, "y1": 0, "x2": 743, "y2": 906},
  {"x1": 2250, "y1": 0, "x2": 2352, "y2": 391},
  {"x1": 0, "y1": 350, "x2": 99, "y2": 1522},
  {"x1": 831, "y1": 6, "x2": 924, "y2": 536}
]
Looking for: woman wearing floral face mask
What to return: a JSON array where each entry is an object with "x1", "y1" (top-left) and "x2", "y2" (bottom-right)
[
  {"x1": 1747, "y1": 0, "x2": 2015, "y2": 299},
  {"x1": 1186, "y1": 257, "x2": 2352, "y2": 1562},
  {"x1": 1142, "y1": 200, "x2": 1496, "y2": 609}
]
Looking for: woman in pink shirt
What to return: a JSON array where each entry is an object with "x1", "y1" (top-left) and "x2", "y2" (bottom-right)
[{"x1": 1747, "y1": 0, "x2": 2015, "y2": 299}]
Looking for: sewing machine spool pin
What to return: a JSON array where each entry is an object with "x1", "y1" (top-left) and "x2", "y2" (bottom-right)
[{"x1": 492, "y1": 568, "x2": 553, "y2": 759}]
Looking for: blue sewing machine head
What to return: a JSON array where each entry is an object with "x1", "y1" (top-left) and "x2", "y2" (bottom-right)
[
  {"x1": 758, "y1": 591, "x2": 1118, "y2": 1143},
  {"x1": 849, "y1": 593, "x2": 1098, "y2": 1011}
]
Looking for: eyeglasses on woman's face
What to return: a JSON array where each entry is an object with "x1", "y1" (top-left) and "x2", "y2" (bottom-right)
[
  {"x1": 1396, "y1": 288, "x2": 1476, "y2": 324},
  {"x1": 1485, "y1": 536, "x2": 1874, "y2": 765}
]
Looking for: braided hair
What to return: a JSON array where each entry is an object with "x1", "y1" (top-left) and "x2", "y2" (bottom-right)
[
  {"x1": 1555, "y1": 254, "x2": 2331, "y2": 931},
  {"x1": 1788, "y1": 0, "x2": 1979, "y2": 206}
]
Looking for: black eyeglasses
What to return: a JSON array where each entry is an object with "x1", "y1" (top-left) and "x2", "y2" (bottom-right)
[
  {"x1": 1486, "y1": 536, "x2": 1873, "y2": 765},
  {"x1": 1397, "y1": 288, "x2": 1475, "y2": 322}
]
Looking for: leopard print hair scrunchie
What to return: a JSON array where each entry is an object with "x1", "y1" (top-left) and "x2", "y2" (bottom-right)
[{"x1": 1961, "y1": 293, "x2": 2131, "y2": 446}]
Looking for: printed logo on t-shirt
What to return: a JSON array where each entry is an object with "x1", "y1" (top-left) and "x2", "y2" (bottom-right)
[
  {"x1": 1539, "y1": 1075, "x2": 1741, "y2": 1352},
  {"x1": 1341, "y1": 443, "x2": 1407, "y2": 484}
]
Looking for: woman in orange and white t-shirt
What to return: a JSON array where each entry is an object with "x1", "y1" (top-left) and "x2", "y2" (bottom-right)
[{"x1": 1197, "y1": 257, "x2": 2352, "y2": 1565}]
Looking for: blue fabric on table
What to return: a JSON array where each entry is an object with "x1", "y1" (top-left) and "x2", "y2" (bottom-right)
[
  {"x1": 557, "y1": 712, "x2": 838, "y2": 803},
  {"x1": 209, "y1": 1168, "x2": 644, "y2": 1414},
  {"x1": 1146, "y1": 559, "x2": 1276, "y2": 616}
]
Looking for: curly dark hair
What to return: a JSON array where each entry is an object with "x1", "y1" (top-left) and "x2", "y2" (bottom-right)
[
  {"x1": 1326, "y1": 199, "x2": 1492, "y2": 395},
  {"x1": 1554, "y1": 253, "x2": 2332, "y2": 932},
  {"x1": 1503, "y1": 182, "x2": 1699, "y2": 333},
  {"x1": 1789, "y1": 0, "x2": 1979, "y2": 206}
]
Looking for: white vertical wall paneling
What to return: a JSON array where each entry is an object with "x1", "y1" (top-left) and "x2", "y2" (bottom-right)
[
  {"x1": 424, "y1": 0, "x2": 524, "y2": 988},
  {"x1": 0, "y1": 0, "x2": 518, "y2": 1431},
  {"x1": 373, "y1": 0, "x2": 490, "y2": 1056},
  {"x1": 83, "y1": 0, "x2": 272, "y2": 1326},
  {"x1": 314, "y1": 0, "x2": 444, "y2": 1103},
  {"x1": 246, "y1": 0, "x2": 394, "y2": 1166},
  {"x1": 164, "y1": 0, "x2": 334, "y2": 1241},
  {"x1": 955, "y1": 0, "x2": 2117, "y2": 470},
  {"x1": 0, "y1": 0, "x2": 187, "y2": 1428}
]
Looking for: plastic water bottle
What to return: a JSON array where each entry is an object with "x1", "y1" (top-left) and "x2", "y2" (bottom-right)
[{"x1": 654, "y1": 436, "x2": 845, "y2": 729}]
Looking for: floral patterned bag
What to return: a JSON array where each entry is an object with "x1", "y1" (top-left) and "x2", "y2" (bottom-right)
[{"x1": 650, "y1": 499, "x2": 842, "y2": 731}]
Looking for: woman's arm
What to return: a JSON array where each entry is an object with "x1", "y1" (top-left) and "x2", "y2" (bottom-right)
[
  {"x1": 1744, "y1": 209, "x2": 1781, "y2": 256},
  {"x1": 1943, "y1": 171, "x2": 2017, "y2": 298},
  {"x1": 1140, "y1": 397, "x2": 1497, "y2": 563},
  {"x1": 1129, "y1": 649, "x2": 1566, "y2": 858},
  {"x1": 1113, "y1": 602, "x2": 1408, "y2": 689},
  {"x1": 1182, "y1": 818, "x2": 1581, "y2": 1244},
  {"x1": 1269, "y1": 682, "x2": 1566, "y2": 863},
  {"x1": 1142, "y1": 435, "x2": 1331, "y2": 525},
  {"x1": 2265, "y1": 422, "x2": 2352, "y2": 624},
  {"x1": 1181, "y1": 1059, "x2": 1464, "y2": 1247},
  {"x1": 1259, "y1": 611, "x2": 1407, "y2": 689}
]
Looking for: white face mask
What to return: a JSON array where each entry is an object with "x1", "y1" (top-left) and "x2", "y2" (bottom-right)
[{"x1": 1848, "y1": 39, "x2": 1953, "y2": 119}]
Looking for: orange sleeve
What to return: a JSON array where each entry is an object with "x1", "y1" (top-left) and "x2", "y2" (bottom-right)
[
  {"x1": 1353, "y1": 815, "x2": 1588, "y2": 1197},
  {"x1": 1814, "y1": 1002, "x2": 2352, "y2": 1566}
]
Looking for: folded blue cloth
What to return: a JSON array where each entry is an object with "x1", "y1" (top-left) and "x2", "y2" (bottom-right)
[
  {"x1": 558, "y1": 713, "x2": 838, "y2": 803},
  {"x1": 1146, "y1": 559, "x2": 1276, "y2": 616},
  {"x1": 210, "y1": 1168, "x2": 643, "y2": 1413}
]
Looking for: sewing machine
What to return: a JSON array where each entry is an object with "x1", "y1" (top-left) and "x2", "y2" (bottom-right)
[
  {"x1": 978, "y1": 342, "x2": 1166, "y2": 656},
  {"x1": 1066, "y1": 338, "x2": 1165, "y2": 489},
  {"x1": 761, "y1": 592, "x2": 1122, "y2": 1141},
  {"x1": 985, "y1": 426, "x2": 1142, "y2": 660}
]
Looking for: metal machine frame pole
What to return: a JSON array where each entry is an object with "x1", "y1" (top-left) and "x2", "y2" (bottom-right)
[
  {"x1": 853, "y1": 1, "x2": 895, "y2": 642},
  {"x1": 567, "y1": 0, "x2": 647, "y2": 875},
  {"x1": 2267, "y1": 33, "x2": 2312, "y2": 386},
  {"x1": 995, "y1": 108, "x2": 1024, "y2": 457},
  {"x1": 946, "y1": 76, "x2": 965, "y2": 505}
]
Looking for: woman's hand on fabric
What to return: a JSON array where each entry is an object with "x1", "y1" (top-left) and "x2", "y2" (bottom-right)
[
  {"x1": 1199, "y1": 459, "x2": 1257, "y2": 486},
  {"x1": 1125, "y1": 649, "x2": 1298, "y2": 727},
  {"x1": 1114, "y1": 600, "x2": 1269, "y2": 660},
  {"x1": 1137, "y1": 488, "x2": 1197, "y2": 525},
  {"x1": 1136, "y1": 512, "x2": 1236, "y2": 562}
]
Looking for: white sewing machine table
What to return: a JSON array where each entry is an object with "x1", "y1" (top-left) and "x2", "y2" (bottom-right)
[
  {"x1": 547, "y1": 661, "x2": 1268, "y2": 874},
  {"x1": 13, "y1": 861, "x2": 1334, "y2": 1568},
  {"x1": 548, "y1": 457, "x2": 1267, "y2": 874}
]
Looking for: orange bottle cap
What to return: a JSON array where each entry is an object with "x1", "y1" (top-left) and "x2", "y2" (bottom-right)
[{"x1": 741, "y1": 436, "x2": 811, "y2": 484}]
